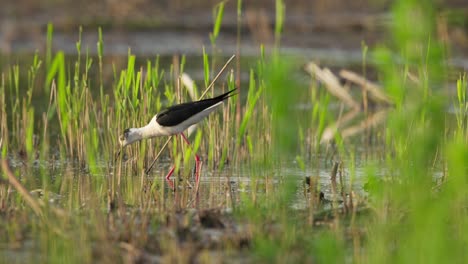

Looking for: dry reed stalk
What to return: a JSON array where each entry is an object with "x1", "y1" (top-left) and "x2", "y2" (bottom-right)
[
  {"x1": 304, "y1": 63, "x2": 360, "y2": 110},
  {"x1": 330, "y1": 161, "x2": 340, "y2": 209},
  {"x1": 181, "y1": 73, "x2": 198, "y2": 137},
  {"x1": 145, "y1": 138, "x2": 172, "y2": 175},
  {"x1": 338, "y1": 165, "x2": 348, "y2": 213},
  {"x1": 307, "y1": 62, "x2": 393, "y2": 143},
  {"x1": 321, "y1": 108, "x2": 360, "y2": 143},
  {"x1": 339, "y1": 69, "x2": 393, "y2": 105},
  {"x1": 341, "y1": 109, "x2": 388, "y2": 139},
  {"x1": 1, "y1": 159, "x2": 43, "y2": 216}
]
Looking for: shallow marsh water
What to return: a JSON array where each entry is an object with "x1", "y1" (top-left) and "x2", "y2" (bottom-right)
[{"x1": 0, "y1": 149, "x2": 372, "y2": 262}]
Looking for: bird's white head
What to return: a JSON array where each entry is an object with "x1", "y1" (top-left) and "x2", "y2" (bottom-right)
[
  {"x1": 119, "y1": 116, "x2": 164, "y2": 147},
  {"x1": 119, "y1": 128, "x2": 140, "y2": 147}
]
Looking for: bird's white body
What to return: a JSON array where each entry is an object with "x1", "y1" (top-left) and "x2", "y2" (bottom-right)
[{"x1": 120, "y1": 101, "x2": 223, "y2": 147}]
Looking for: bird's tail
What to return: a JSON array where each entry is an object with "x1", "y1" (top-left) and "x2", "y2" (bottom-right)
[{"x1": 216, "y1": 88, "x2": 237, "y2": 101}]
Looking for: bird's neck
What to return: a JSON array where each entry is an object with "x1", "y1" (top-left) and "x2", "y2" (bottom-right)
[
  {"x1": 134, "y1": 126, "x2": 151, "y2": 140},
  {"x1": 134, "y1": 118, "x2": 161, "y2": 140}
]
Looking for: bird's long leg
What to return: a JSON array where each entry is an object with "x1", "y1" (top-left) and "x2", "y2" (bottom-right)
[
  {"x1": 180, "y1": 133, "x2": 201, "y2": 187},
  {"x1": 165, "y1": 165, "x2": 175, "y2": 189}
]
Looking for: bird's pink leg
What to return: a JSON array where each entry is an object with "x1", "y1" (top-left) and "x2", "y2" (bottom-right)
[
  {"x1": 180, "y1": 133, "x2": 201, "y2": 187},
  {"x1": 194, "y1": 154, "x2": 201, "y2": 189},
  {"x1": 165, "y1": 165, "x2": 175, "y2": 189}
]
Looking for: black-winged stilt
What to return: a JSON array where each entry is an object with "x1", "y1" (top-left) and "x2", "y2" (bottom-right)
[{"x1": 119, "y1": 89, "x2": 236, "y2": 187}]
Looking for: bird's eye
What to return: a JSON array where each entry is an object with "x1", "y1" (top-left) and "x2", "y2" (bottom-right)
[{"x1": 120, "y1": 128, "x2": 131, "y2": 141}]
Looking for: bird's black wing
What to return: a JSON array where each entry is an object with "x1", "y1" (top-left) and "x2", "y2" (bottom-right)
[{"x1": 156, "y1": 89, "x2": 236, "y2": 127}]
